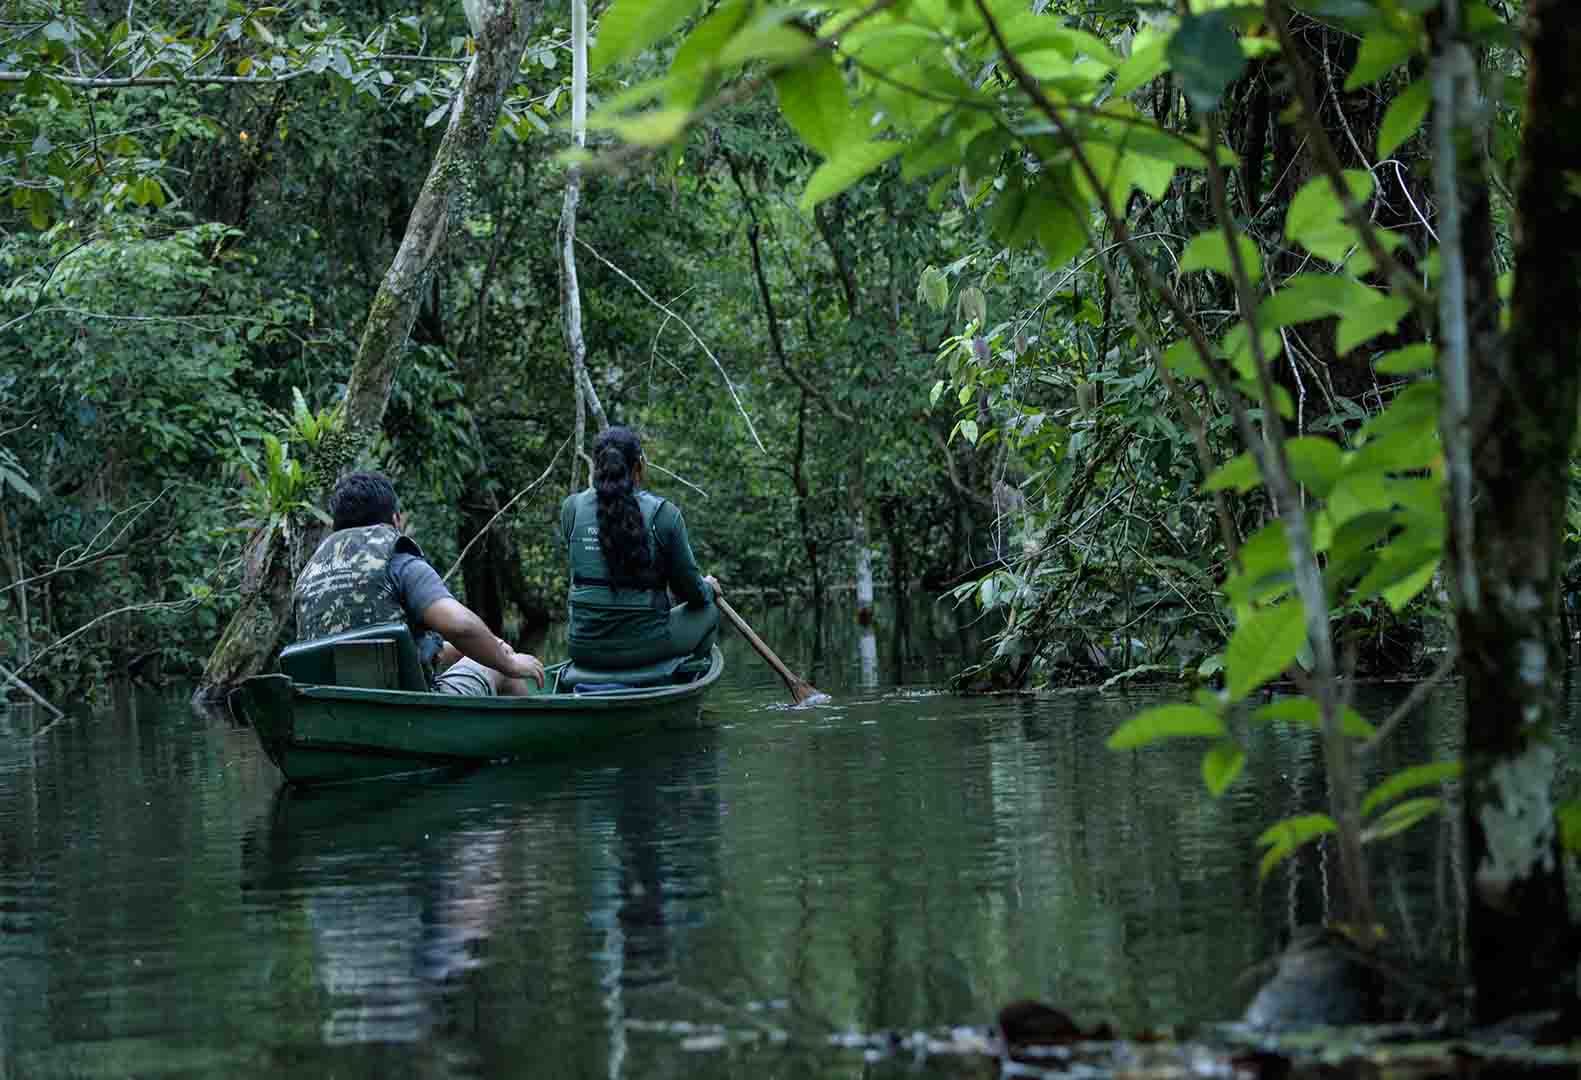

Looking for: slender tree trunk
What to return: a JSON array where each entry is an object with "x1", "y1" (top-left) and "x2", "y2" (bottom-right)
[
  {"x1": 850, "y1": 450, "x2": 874, "y2": 625},
  {"x1": 195, "y1": 0, "x2": 545, "y2": 700},
  {"x1": 1455, "y1": 0, "x2": 1578, "y2": 1022},
  {"x1": 560, "y1": 0, "x2": 598, "y2": 491}
]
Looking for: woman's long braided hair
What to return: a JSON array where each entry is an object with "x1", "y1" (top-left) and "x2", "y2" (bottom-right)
[{"x1": 593, "y1": 426, "x2": 653, "y2": 580}]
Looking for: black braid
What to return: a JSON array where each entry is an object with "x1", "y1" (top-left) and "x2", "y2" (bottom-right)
[{"x1": 593, "y1": 426, "x2": 652, "y2": 580}]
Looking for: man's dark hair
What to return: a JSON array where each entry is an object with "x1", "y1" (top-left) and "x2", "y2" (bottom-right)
[{"x1": 329, "y1": 472, "x2": 400, "y2": 531}]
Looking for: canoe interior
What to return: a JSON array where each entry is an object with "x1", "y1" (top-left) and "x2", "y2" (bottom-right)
[{"x1": 233, "y1": 646, "x2": 724, "y2": 786}]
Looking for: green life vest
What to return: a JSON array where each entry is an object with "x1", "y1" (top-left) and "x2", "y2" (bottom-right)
[
  {"x1": 565, "y1": 489, "x2": 670, "y2": 613},
  {"x1": 294, "y1": 524, "x2": 427, "y2": 642}
]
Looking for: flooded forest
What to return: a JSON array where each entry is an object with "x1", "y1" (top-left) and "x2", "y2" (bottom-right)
[{"x1": 4, "y1": 0, "x2": 1581, "y2": 1075}]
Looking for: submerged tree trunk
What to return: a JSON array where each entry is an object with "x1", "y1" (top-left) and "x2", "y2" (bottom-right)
[
  {"x1": 195, "y1": 0, "x2": 545, "y2": 700},
  {"x1": 1455, "y1": 0, "x2": 1578, "y2": 1023}
]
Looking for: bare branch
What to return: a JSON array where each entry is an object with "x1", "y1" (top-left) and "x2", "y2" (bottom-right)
[{"x1": 577, "y1": 238, "x2": 767, "y2": 453}]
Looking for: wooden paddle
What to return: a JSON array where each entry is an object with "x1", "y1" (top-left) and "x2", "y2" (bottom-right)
[{"x1": 716, "y1": 597, "x2": 829, "y2": 705}]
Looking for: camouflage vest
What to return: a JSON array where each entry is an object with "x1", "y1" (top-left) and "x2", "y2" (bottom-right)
[
  {"x1": 565, "y1": 489, "x2": 669, "y2": 613},
  {"x1": 294, "y1": 524, "x2": 425, "y2": 641}
]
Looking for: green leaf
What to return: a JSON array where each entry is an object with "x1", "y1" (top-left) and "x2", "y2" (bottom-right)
[
  {"x1": 957, "y1": 418, "x2": 980, "y2": 445},
  {"x1": 603, "y1": 107, "x2": 691, "y2": 146},
  {"x1": 1106, "y1": 704, "x2": 1226, "y2": 750},
  {"x1": 1344, "y1": 30, "x2": 1416, "y2": 91},
  {"x1": 1362, "y1": 797, "x2": 1443, "y2": 843},
  {"x1": 718, "y1": 21, "x2": 810, "y2": 66},
  {"x1": 669, "y1": 0, "x2": 751, "y2": 106},
  {"x1": 1285, "y1": 170, "x2": 1374, "y2": 262},
  {"x1": 1559, "y1": 799, "x2": 1581, "y2": 855},
  {"x1": 1202, "y1": 740, "x2": 1247, "y2": 797},
  {"x1": 1224, "y1": 520, "x2": 1292, "y2": 608},
  {"x1": 1167, "y1": 9, "x2": 1246, "y2": 112},
  {"x1": 1204, "y1": 450, "x2": 1261, "y2": 494},
  {"x1": 1361, "y1": 760, "x2": 1461, "y2": 817},
  {"x1": 1164, "y1": 338, "x2": 1214, "y2": 380},
  {"x1": 1252, "y1": 697, "x2": 1378, "y2": 738},
  {"x1": 799, "y1": 140, "x2": 901, "y2": 210},
  {"x1": 1378, "y1": 77, "x2": 1430, "y2": 158},
  {"x1": 1284, "y1": 436, "x2": 1343, "y2": 496},
  {"x1": 424, "y1": 101, "x2": 451, "y2": 128},
  {"x1": 918, "y1": 266, "x2": 949, "y2": 312},
  {"x1": 1337, "y1": 290, "x2": 1412, "y2": 354},
  {"x1": 774, "y1": 54, "x2": 850, "y2": 158},
  {"x1": 1225, "y1": 599, "x2": 1306, "y2": 701},
  {"x1": 1375, "y1": 343, "x2": 1436, "y2": 374},
  {"x1": 1180, "y1": 230, "x2": 1262, "y2": 285},
  {"x1": 1257, "y1": 813, "x2": 1337, "y2": 879},
  {"x1": 1113, "y1": 33, "x2": 1169, "y2": 97},
  {"x1": 591, "y1": 0, "x2": 706, "y2": 71}
]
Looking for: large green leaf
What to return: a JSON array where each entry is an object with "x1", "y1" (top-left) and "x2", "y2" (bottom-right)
[
  {"x1": 1225, "y1": 598, "x2": 1306, "y2": 702},
  {"x1": 1336, "y1": 289, "x2": 1411, "y2": 354},
  {"x1": 1113, "y1": 29, "x2": 1169, "y2": 96},
  {"x1": 1378, "y1": 77, "x2": 1430, "y2": 157},
  {"x1": 1284, "y1": 169, "x2": 1373, "y2": 261},
  {"x1": 773, "y1": 54, "x2": 850, "y2": 158},
  {"x1": 1204, "y1": 450, "x2": 1261, "y2": 494},
  {"x1": 1252, "y1": 697, "x2": 1377, "y2": 738},
  {"x1": 1375, "y1": 343, "x2": 1436, "y2": 374},
  {"x1": 1180, "y1": 230, "x2": 1262, "y2": 285},
  {"x1": 669, "y1": 0, "x2": 751, "y2": 106},
  {"x1": 1559, "y1": 799, "x2": 1581, "y2": 855},
  {"x1": 1284, "y1": 436, "x2": 1344, "y2": 496},
  {"x1": 1362, "y1": 797, "x2": 1443, "y2": 843},
  {"x1": 1257, "y1": 813, "x2": 1337, "y2": 879},
  {"x1": 798, "y1": 140, "x2": 901, "y2": 210},
  {"x1": 1361, "y1": 760, "x2": 1461, "y2": 816},
  {"x1": 1167, "y1": 9, "x2": 1245, "y2": 111},
  {"x1": 1344, "y1": 30, "x2": 1416, "y2": 91},
  {"x1": 591, "y1": 0, "x2": 706, "y2": 71},
  {"x1": 1106, "y1": 704, "x2": 1226, "y2": 750},
  {"x1": 1201, "y1": 740, "x2": 1247, "y2": 797}
]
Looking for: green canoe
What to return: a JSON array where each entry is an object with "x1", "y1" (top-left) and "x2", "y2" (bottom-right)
[{"x1": 229, "y1": 624, "x2": 724, "y2": 786}]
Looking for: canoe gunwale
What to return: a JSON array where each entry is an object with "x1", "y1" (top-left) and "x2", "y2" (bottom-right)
[
  {"x1": 238, "y1": 646, "x2": 725, "y2": 786},
  {"x1": 287, "y1": 645, "x2": 724, "y2": 711}
]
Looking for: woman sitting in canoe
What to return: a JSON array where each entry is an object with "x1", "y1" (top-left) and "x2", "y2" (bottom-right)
[{"x1": 560, "y1": 426, "x2": 723, "y2": 670}]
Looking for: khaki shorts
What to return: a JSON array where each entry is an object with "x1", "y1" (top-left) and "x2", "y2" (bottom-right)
[{"x1": 432, "y1": 657, "x2": 496, "y2": 697}]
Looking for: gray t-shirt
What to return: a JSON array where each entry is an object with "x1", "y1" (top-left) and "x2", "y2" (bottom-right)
[{"x1": 388, "y1": 552, "x2": 455, "y2": 621}]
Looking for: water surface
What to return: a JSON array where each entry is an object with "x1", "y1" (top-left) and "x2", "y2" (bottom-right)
[{"x1": 0, "y1": 600, "x2": 1477, "y2": 1077}]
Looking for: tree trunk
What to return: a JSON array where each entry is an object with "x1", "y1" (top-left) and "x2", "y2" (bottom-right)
[
  {"x1": 560, "y1": 0, "x2": 599, "y2": 491},
  {"x1": 195, "y1": 0, "x2": 545, "y2": 701},
  {"x1": 1456, "y1": 0, "x2": 1578, "y2": 1023},
  {"x1": 850, "y1": 450, "x2": 874, "y2": 625}
]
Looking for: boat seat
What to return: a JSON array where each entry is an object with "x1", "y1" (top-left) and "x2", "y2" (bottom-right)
[
  {"x1": 558, "y1": 653, "x2": 710, "y2": 694},
  {"x1": 278, "y1": 621, "x2": 429, "y2": 691}
]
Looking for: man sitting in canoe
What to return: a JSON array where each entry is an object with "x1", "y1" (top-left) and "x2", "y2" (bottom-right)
[
  {"x1": 293, "y1": 472, "x2": 545, "y2": 695},
  {"x1": 559, "y1": 426, "x2": 723, "y2": 669}
]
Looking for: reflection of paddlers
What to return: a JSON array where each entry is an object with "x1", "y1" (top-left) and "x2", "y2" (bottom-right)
[{"x1": 560, "y1": 427, "x2": 724, "y2": 670}]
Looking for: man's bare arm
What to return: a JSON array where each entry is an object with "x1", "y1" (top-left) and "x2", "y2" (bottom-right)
[{"x1": 420, "y1": 598, "x2": 545, "y2": 687}]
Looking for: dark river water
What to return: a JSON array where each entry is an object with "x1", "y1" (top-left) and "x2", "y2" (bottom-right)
[{"x1": 0, "y1": 599, "x2": 1508, "y2": 1078}]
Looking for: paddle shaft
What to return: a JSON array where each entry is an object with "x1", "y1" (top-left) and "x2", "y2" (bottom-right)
[{"x1": 715, "y1": 597, "x2": 806, "y2": 691}]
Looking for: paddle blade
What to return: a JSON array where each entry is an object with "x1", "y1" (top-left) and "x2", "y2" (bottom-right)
[{"x1": 790, "y1": 680, "x2": 830, "y2": 707}]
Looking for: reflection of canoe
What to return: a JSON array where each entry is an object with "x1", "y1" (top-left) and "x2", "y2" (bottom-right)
[{"x1": 230, "y1": 646, "x2": 724, "y2": 786}]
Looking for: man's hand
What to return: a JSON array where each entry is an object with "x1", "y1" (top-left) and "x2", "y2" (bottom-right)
[
  {"x1": 502, "y1": 647, "x2": 546, "y2": 689},
  {"x1": 704, "y1": 574, "x2": 724, "y2": 600}
]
